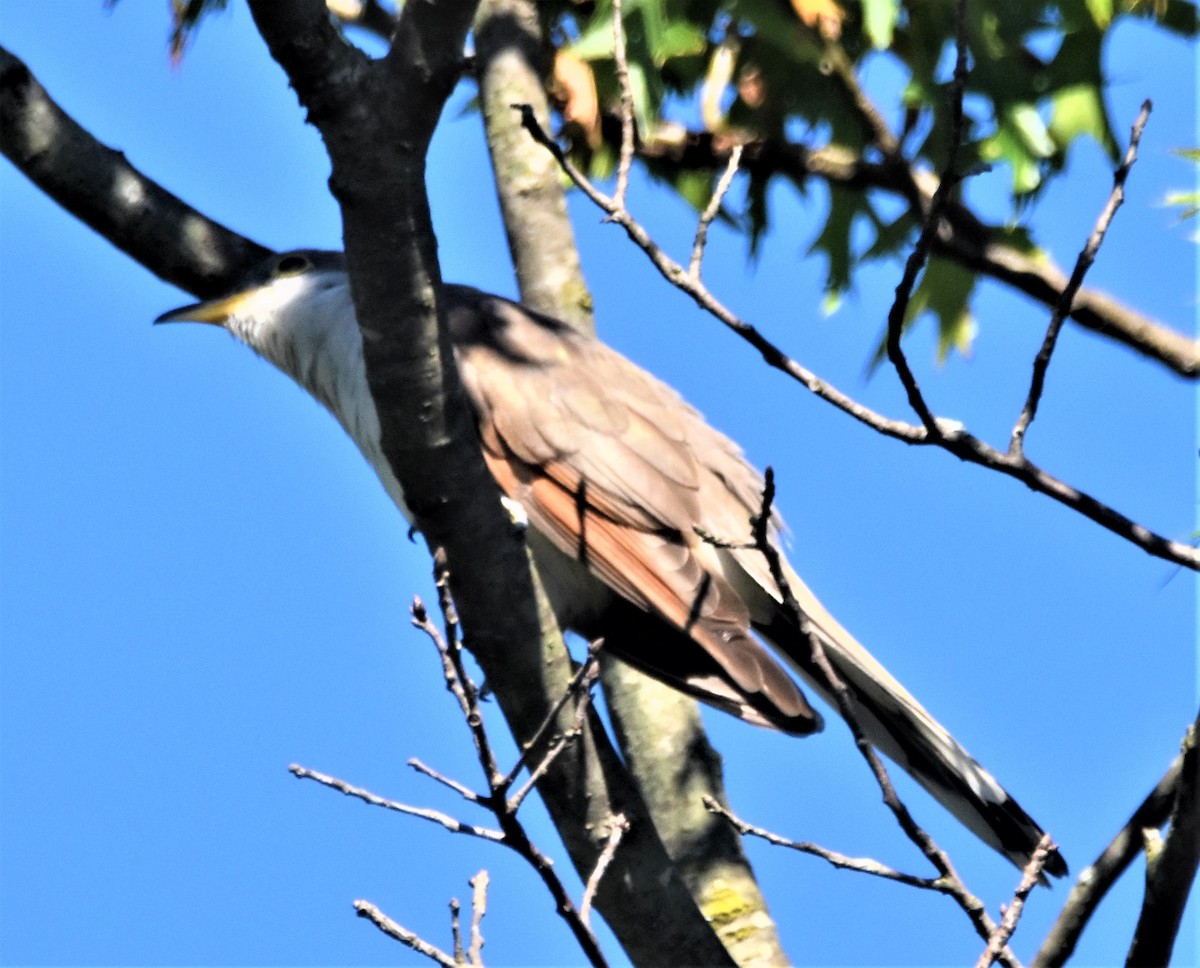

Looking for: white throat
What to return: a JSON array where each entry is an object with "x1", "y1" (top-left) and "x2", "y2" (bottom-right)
[{"x1": 227, "y1": 273, "x2": 413, "y2": 522}]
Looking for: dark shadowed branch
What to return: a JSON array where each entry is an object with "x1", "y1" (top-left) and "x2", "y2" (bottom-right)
[
  {"x1": 244, "y1": 4, "x2": 741, "y2": 962},
  {"x1": 0, "y1": 46, "x2": 270, "y2": 296},
  {"x1": 1032, "y1": 723, "x2": 1192, "y2": 967},
  {"x1": 1010, "y1": 102, "x2": 1153, "y2": 457},
  {"x1": 1125, "y1": 710, "x2": 1199, "y2": 967}
]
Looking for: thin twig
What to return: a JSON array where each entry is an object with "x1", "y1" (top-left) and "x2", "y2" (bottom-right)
[
  {"x1": 751, "y1": 469, "x2": 1020, "y2": 968},
  {"x1": 468, "y1": 870, "x2": 489, "y2": 966},
  {"x1": 413, "y1": 581, "x2": 611, "y2": 968},
  {"x1": 498, "y1": 639, "x2": 604, "y2": 794},
  {"x1": 508, "y1": 648, "x2": 602, "y2": 810},
  {"x1": 1010, "y1": 101, "x2": 1152, "y2": 457},
  {"x1": 689, "y1": 145, "x2": 743, "y2": 281},
  {"x1": 821, "y1": 41, "x2": 901, "y2": 159},
  {"x1": 413, "y1": 577, "x2": 504, "y2": 790},
  {"x1": 289, "y1": 764, "x2": 505, "y2": 842},
  {"x1": 704, "y1": 795, "x2": 945, "y2": 891},
  {"x1": 1038, "y1": 744, "x2": 1181, "y2": 966},
  {"x1": 355, "y1": 900, "x2": 458, "y2": 966},
  {"x1": 510, "y1": 92, "x2": 1198, "y2": 571},
  {"x1": 975, "y1": 835, "x2": 1055, "y2": 968},
  {"x1": 610, "y1": 0, "x2": 635, "y2": 212},
  {"x1": 409, "y1": 756, "x2": 484, "y2": 804},
  {"x1": 450, "y1": 897, "x2": 464, "y2": 965},
  {"x1": 579, "y1": 814, "x2": 630, "y2": 929},
  {"x1": 883, "y1": 0, "x2": 971, "y2": 435}
]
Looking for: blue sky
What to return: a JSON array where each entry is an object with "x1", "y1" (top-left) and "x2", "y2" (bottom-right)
[{"x1": 0, "y1": 4, "x2": 1195, "y2": 966}]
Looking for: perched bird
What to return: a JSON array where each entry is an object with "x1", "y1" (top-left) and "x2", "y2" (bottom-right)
[{"x1": 157, "y1": 249, "x2": 1065, "y2": 877}]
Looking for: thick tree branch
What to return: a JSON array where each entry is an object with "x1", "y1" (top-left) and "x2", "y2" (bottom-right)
[
  {"x1": 1126, "y1": 711, "x2": 1200, "y2": 967},
  {"x1": 1032, "y1": 737, "x2": 1188, "y2": 967},
  {"x1": 0, "y1": 46, "x2": 270, "y2": 296},
  {"x1": 473, "y1": 0, "x2": 594, "y2": 332},
  {"x1": 246, "y1": 2, "x2": 737, "y2": 964},
  {"x1": 474, "y1": 4, "x2": 788, "y2": 963}
]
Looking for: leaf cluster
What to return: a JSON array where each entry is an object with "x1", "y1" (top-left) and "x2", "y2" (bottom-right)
[{"x1": 539, "y1": 0, "x2": 1195, "y2": 358}]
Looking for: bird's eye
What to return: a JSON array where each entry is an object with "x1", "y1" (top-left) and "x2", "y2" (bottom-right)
[{"x1": 275, "y1": 254, "x2": 312, "y2": 276}]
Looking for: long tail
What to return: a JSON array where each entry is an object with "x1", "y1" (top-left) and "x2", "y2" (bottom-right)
[{"x1": 757, "y1": 563, "x2": 1066, "y2": 877}]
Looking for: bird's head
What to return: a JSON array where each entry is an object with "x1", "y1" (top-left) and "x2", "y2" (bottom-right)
[
  {"x1": 155, "y1": 249, "x2": 377, "y2": 445},
  {"x1": 155, "y1": 249, "x2": 354, "y2": 379}
]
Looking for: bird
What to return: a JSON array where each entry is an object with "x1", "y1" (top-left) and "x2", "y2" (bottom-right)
[{"x1": 156, "y1": 248, "x2": 1065, "y2": 877}]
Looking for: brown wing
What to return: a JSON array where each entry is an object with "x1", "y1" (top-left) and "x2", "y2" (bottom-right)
[{"x1": 445, "y1": 287, "x2": 820, "y2": 734}]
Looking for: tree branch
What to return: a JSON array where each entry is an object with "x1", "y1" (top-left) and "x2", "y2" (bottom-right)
[
  {"x1": 0, "y1": 46, "x2": 270, "y2": 297},
  {"x1": 1032, "y1": 733, "x2": 1189, "y2": 967},
  {"x1": 749, "y1": 470, "x2": 1022, "y2": 968},
  {"x1": 475, "y1": 4, "x2": 786, "y2": 962},
  {"x1": 513, "y1": 108, "x2": 1199, "y2": 572},
  {"x1": 1126, "y1": 710, "x2": 1200, "y2": 967},
  {"x1": 354, "y1": 899, "x2": 459, "y2": 966},
  {"x1": 246, "y1": 4, "x2": 740, "y2": 963},
  {"x1": 634, "y1": 130, "x2": 1198, "y2": 379},
  {"x1": 1011, "y1": 102, "x2": 1153, "y2": 456},
  {"x1": 473, "y1": 0, "x2": 595, "y2": 332}
]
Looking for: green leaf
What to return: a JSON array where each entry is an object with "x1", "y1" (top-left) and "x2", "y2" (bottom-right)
[
  {"x1": 862, "y1": 211, "x2": 917, "y2": 261},
  {"x1": 1164, "y1": 190, "x2": 1200, "y2": 220},
  {"x1": 981, "y1": 121, "x2": 1045, "y2": 195},
  {"x1": 654, "y1": 21, "x2": 708, "y2": 63},
  {"x1": 1008, "y1": 103, "x2": 1056, "y2": 159},
  {"x1": 913, "y1": 258, "x2": 978, "y2": 364},
  {"x1": 1049, "y1": 84, "x2": 1112, "y2": 153},
  {"x1": 1086, "y1": 0, "x2": 1115, "y2": 27},
  {"x1": 671, "y1": 169, "x2": 719, "y2": 213},
  {"x1": 807, "y1": 186, "x2": 875, "y2": 297},
  {"x1": 863, "y1": 0, "x2": 900, "y2": 49}
]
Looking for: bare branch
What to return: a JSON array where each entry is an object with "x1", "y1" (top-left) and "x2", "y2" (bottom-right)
[
  {"x1": 499, "y1": 639, "x2": 603, "y2": 796},
  {"x1": 0, "y1": 46, "x2": 271, "y2": 299},
  {"x1": 580, "y1": 814, "x2": 630, "y2": 929},
  {"x1": 704, "y1": 795, "x2": 944, "y2": 891},
  {"x1": 821, "y1": 39, "x2": 901, "y2": 159},
  {"x1": 1010, "y1": 101, "x2": 1152, "y2": 456},
  {"x1": 468, "y1": 870, "x2": 489, "y2": 966},
  {"x1": 450, "y1": 896, "x2": 464, "y2": 965},
  {"x1": 355, "y1": 899, "x2": 459, "y2": 966},
  {"x1": 636, "y1": 126, "x2": 1198, "y2": 378},
  {"x1": 408, "y1": 756, "x2": 484, "y2": 804},
  {"x1": 289, "y1": 763, "x2": 506, "y2": 842},
  {"x1": 689, "y1": 146, "x2": 743, "y2": 282},
  {"x1": 410, "y1": 598, "x2": 613, "y2": 968},
  {"x1": 609, "y1": 0, "x2": 635, "y2": 212},
  {"x1": 883, "y1": 0, "x2": 971, "y2": 436},
  {"x1": 508, "y1": 649, "x2": 601, "y2": 811},
  {"x1": 512, "y1": 96, "x2": 1199, "y2": 573},
  {"x1": 1033, "y1": 731, "x2": 1188, "y2": 967},
  {"x1": 473, "y1": 0, "x2": 595, "y2": 334},
  {"x1": 974, "y1": 835, "x2": 1055, "y2": 968},
  {"x1": 1126, "y1": 711, "x2": 1200, "y2": 967},
  {"x1": 751, "y1": 469, "x2": 1021, "y2": 968}
]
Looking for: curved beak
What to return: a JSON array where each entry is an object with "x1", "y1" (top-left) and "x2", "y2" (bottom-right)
[{"x1": 154, "y1": 291, "x2": 254, "y2": 326}]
